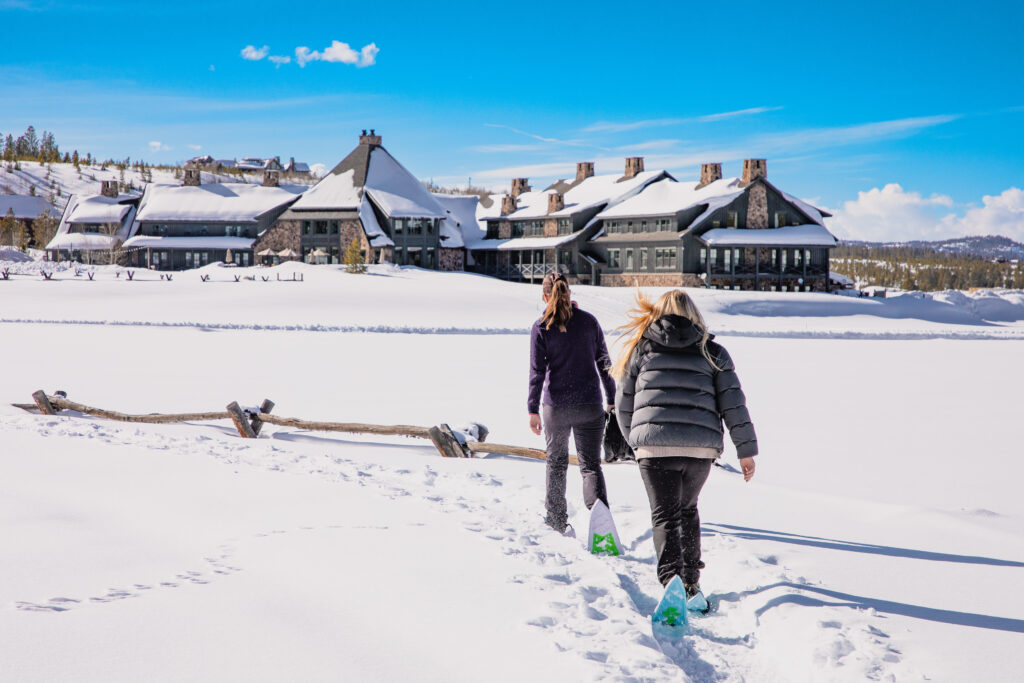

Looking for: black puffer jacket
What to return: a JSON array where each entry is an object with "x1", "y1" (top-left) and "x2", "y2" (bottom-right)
[{"x1": 615, "y1": 315, "x2": 758, "y2": 458}]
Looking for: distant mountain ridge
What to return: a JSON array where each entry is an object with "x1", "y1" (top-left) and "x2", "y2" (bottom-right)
[{"x1": 842, "y1": 235, "x2": 1024, "y2": 260}]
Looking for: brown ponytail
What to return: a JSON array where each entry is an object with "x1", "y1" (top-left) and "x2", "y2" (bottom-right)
[{"x1": 540, "y1": 272, "x2": 573, "y2": 332}]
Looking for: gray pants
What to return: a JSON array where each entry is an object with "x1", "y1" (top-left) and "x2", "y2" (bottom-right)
[{"x1": 542, "y1": 404, "x2": 608, "y2": 530}]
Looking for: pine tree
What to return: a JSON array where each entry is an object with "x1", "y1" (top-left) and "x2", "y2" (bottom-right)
[
  {"x1": 28, "y1": 184, "x2": 36, "y2": 196},
  {"x1": 0, "y1": 208, "x2": 17, "y2": 246},
  {"x1": 344, "y1": 236, "x2": 366, "y2": 273},
  {"x1": 31, "y1": 212, "x2": 59, "y2": 249}
]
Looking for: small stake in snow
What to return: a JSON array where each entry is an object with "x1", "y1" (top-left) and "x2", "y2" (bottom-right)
[{"x1": 226, "y1": 401, "x2": 257, "y2": 438}]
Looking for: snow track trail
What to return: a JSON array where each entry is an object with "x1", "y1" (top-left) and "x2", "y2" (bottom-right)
[{"x1": 3, "y1": 412, "x2": 929, "y2": 682}]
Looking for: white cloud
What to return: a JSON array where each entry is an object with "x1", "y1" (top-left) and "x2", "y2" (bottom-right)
[
  {"x1": 295, "y1": 41, "x2": 379, "y2": 68},
  {"x1": 825, "y1": 183, "x2": 1024, "y2": 242},
  {"x1": 584, "y1": 107, "x2": 781, "y2": 133},
  {"x1": 268, "y1": 55, "x2": 291, "y2": 67},
  {"x1": 358, "y1": 43, "x2": 379, "y2": 68},
  {"x1": 187, "y1": 144, "x2": 202, "y2": 151},
  {"x1": 240, "y1": 45, "x2": 269, "y2": 61},
  {"x1": 321, "y1": 41, "x2": 359, "y2": 64},
  {"x1": 295, "y1": 46, "x2": 319, "y2": 67},
  {"x1": 945, "y1": 188, "x2": 1024, "y2": 241},
  {"x1": 148, "y1": 141, "x2": 171, "y2": 152}
]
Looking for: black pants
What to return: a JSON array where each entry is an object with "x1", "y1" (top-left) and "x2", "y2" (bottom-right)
[
  {"x1": 638, "y1": 456, "x2": 713, "y2": 586},
  {"x1": 542, "y1": 404, "x2": 608, "y2": 530}
]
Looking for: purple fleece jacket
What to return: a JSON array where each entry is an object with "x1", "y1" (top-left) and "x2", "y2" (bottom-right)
[{"x1": 528, "y1": 306, "x2": 616, "y2": 414}]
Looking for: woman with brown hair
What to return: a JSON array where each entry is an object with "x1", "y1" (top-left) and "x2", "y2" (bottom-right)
[
  {"x1": 528, "y1": 272, "x2": 616, "y2": 534},
  {"x1": 613, "y1": 289, "x2": 757, "y2": 610}
]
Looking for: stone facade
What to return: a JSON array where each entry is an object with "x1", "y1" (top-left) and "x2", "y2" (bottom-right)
[
  {"x1": 576, "y1": 162, "x2": 595, "y2": 182},
  {"x1": 543, "y1": 218, "x2": 558, "y2": 238},
  {"x1": 697, "y1": 163, "x2": 722, "y2": 189},
  {"x1": 439, "y1": 247, "x2": 464, "y2": 272},
  {"x1": 511, "y1": 178, "x2": 530, "y2": 198},
  {"x1": 741, "y1": 158, "x2": 767, "y2": 185},
  {"x1": 501, "y1": 196, "x2": 517, "y2": 216},
  {"x1": 547, "y1": 193, "x2": 565, "y2": 214},
  {"x1": 183, "y1": 167, "x2": 202, "y2": 187},
  {"x1": 100, "y1": 180, "x2": 118, "y2": 198},
  {"x1": 337, "y1": 219, "x2": 374, "y2": 263},
  {"x1": 624, "y1": 156, "x2": 645, "y2": 179},
  {"x1": 253, "y1": 219, "x2": 301, "y2": 254},
  {"x1": 600, "y1": 273, "x2": 703, "y2": 287},
  {"x1": 498, "y1": 222, "x2": 512, "y2": 239},
  {"x1": 746, "y1": 183, "x2": 769, "y2": 229}
]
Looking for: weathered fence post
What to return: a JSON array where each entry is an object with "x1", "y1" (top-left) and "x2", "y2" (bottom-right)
[
  {"x1": 32, "y1": 390, "x2": 56, "y2": 415},
  {"x1": 428, "y1": 423, "x2": 466, "y2": 458},
  {"x1": 226, "y1": 401, "x2": 256, "y2": 438},
  {"x1": 250, "y1": 399, "x2": 275, "y2": 436}
]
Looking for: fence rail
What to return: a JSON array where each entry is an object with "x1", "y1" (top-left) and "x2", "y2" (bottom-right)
[{"x1": 14, "y1": 391, "x2": 596, "y2": 466}]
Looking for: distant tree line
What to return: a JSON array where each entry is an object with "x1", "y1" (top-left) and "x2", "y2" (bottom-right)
[{"x1": 832, "y1": 244, "x2": 1024, "y2": 291}]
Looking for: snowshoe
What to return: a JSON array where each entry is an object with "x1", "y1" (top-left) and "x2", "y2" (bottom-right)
[{"x1": 684, "y1": 582, "x2": 710, "y2": 615}]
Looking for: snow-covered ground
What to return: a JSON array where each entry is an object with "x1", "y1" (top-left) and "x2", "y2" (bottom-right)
[{"x1": 2, "y1": 263, "x2": 1023, "y2": 682}]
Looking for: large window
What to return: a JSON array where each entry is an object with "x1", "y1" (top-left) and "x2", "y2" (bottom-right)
[
  {"x1": 656, "y1": 218, "x2": 672, "y2": 232},
  {"x1": 511, "y1": 222, "x2": 524, "y2": 238},
  {"x1": 302, "y1": 221, "x2": 311, "y2": 235},
  {"x1": 639, "y1": 249, "x2": 648, "y2": 270},
  {"x1": 608, "y1": 249, "x2": 620, "y2": 268},
  {"x1": 625, "y1": 248, "x2": 634, "y2": 271},
  {"x1": 557, "y1": 218, "x2": 572, "y2": 236},
  {"x1": 605, "y1": 220, "x2": 623, "y2": 234},
  {"x1": 656, "y1": 247, "x2": 677, "y2": 269},
  {"x1": 727, "y1": 212, "x2": 739, "y2": 228},
  {"x1": 315, "y1": 220, "x2": 328, "y2": 235}
]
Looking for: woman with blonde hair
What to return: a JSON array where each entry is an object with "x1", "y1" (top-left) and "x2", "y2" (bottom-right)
[
  {"x1": 614, "y1": 289, "x2": 757, "y2": 608},
  {"x1": 529, "y1": 272, "x2": 616, "y2": 534}
]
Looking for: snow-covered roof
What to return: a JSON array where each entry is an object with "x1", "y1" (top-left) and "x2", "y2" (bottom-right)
[
  {"x1": 358, "y1": 196, "x2": 394, "y2": 248},
  {"x1": 0, "y1": 195, "x2": 60, "y2": 219},
  {"x1": 291, "y1": 169, "x2": 362, "y2": 210},
  {"x1": 698, "y1": 224, "x2": 838, "y2": 247},
  {"x1": 597, "y1": 177, "x2": 744, "y2": 220},
  {"x1": 122, "y1": 235, "x2": 257, "y2": 250},
  {"x1": 432, "y1": 193, "x2": 482, "y2": 250},
  {"x1": 67, "y1": 195, "x2": 132, "y2": 224},
  {"x1": 47, "y1": 233, "x2": 123, "y2": 250},
  {"x1": 134, "y1": 183, "x2": 303, "y2": 223},
  {"x1": 363, "y1": 148, "x2": 447, "y2": 219},
  {"x1": 480, "y1": 170, "x2": 666, "y2": 221},
  {"x1": 470, "y1": 233, "x2": 579, "y2": 251},
  {"x1": 48, "y1": 193, "x2": 138, "y2": 251},
  {"x1": 780, "y1": 190, "x2": 827, "y2": 225}
]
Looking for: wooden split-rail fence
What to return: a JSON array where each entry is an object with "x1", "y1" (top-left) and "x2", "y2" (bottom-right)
[{"x1": 14, "y1": 391, "x2": 590, "y2": 466}]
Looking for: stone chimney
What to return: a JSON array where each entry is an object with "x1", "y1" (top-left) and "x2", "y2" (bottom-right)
[
  {"x1": 501, "y1": 195, "x2": 517, "y2": 216},
  {"x1": 697, "y1": 162, "x2": 723, "y2": 189},
  {"x1": 263, "y1": 169, "x2": 281, "y2": 187},
  {"x1": 741, "y1": 159, "x2": 767, "y2": 185},
  {"x1": 624, "y1": 156, "x2": 645, "y2": 179},
  {"x1": 547, "y1": 192, "x2": 565, "y2": 214},
  {"x1": 576, "y1": 162, "x2": 595, "y2": 183},
  {"x1": 359, "y1": 128, "x2": 382, "y2": 147},
  {"x1": 183, "y1": 166, "x2": 202, "y2": 187},
  {"x1": 510, "y1": 177, "x2": 530, "y2": 198},
  {"x1": 100, "y1": 180, "x2": 118, "y2": 198}
]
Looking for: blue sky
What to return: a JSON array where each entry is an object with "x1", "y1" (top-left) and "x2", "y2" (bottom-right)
[{"x1": 2, "y1": 0, "x2": 1023, "y2": 239}]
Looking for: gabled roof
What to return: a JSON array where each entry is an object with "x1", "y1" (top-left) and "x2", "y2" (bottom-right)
[
  {"x1": 292, "y1": 143, "x2": 447, "y2": 219},
  {"x1": 480, "y1": 170, "x2": 668, "y2": 221},
  {"x1": 596, "y1": 177, "x2": 745, "y2": 220},
  {"x1": 47, "y1": 193, "x2": 139, "y2": 251}
]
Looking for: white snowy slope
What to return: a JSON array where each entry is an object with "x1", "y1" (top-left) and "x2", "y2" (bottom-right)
[{"x1": 1, "y1": 265, "x2": 1023, "y2": 682}]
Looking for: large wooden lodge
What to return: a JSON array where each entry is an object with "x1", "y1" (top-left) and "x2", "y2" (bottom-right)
[{"x1": 44, "y1": 131, "x2": 837, "y2": 290}]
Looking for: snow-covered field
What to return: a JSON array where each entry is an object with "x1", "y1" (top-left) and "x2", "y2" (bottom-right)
[{"x1": 2, "y1": 263, "x2": 1023, "y2": 682}]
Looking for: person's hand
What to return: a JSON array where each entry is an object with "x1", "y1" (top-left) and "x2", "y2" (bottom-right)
[
  {"x1": 740, "y1": 456, "x2": 756, "y2": 482},
  {"x1": 529, "y1": 413, "x2": 542, "y2": 435},
  {"x1": 607, "y1": 404, "x2": 614, "y2": 413}
]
